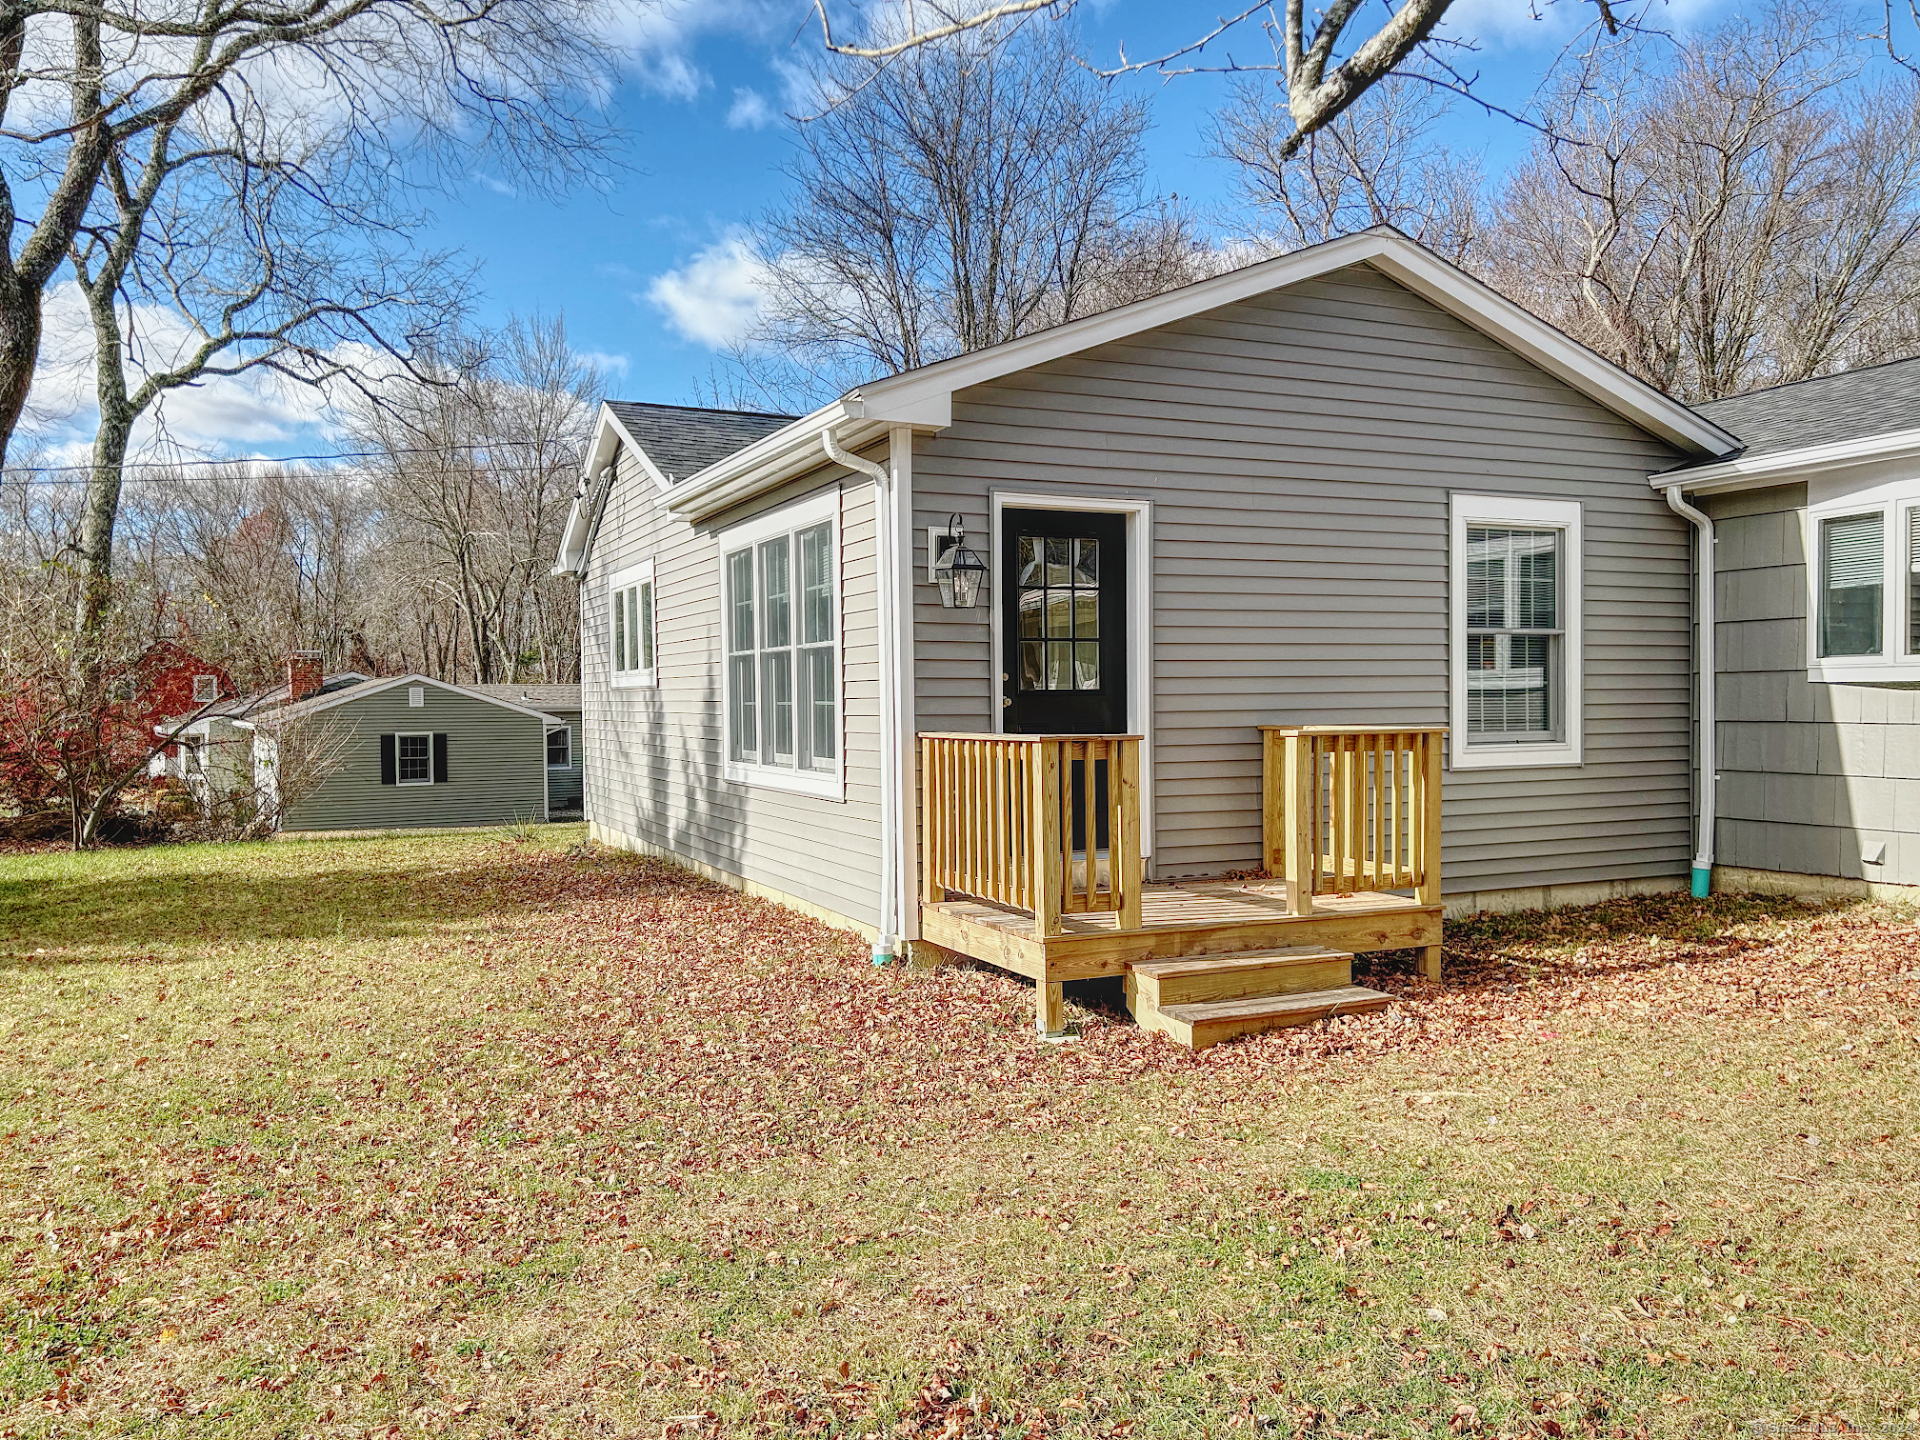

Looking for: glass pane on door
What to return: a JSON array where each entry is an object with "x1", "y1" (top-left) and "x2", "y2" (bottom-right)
[{"x1": 1018, "y1": 536, "x2": 1100, "y2": 692}]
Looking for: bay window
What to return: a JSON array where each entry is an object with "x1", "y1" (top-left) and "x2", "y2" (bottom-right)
[
  {"x1": 721, "y1": 492, "x2": 841, "y2": 797},
  {"x1": 1450, "y1": 494, "x2": 1584, "y2": 769}
]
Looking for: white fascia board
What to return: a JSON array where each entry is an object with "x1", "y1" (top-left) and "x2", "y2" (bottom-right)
[
  {"x1": 1650, "y1": 426, "x2": 1920, "y2": 495},
  {"x1": 665, "y1": 401, "x2": 885, "y2": 523}
]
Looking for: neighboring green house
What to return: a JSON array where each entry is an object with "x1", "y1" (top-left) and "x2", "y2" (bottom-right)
[
  {"x1": 470, "y1": 684, "x2": 583, "y2": 814},
  {"x1": 254, "y1": 675, "x2": 569, "y2": 831}
]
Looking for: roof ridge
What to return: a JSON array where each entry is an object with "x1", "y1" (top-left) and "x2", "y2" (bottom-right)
[{"x1": 608, "y1": 398, "x2": 797, "y2": 421}]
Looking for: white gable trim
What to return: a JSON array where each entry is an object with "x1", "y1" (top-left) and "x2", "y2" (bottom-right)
[
  {"x1": 648, "y1": 230, "x2": 1735, "y2": 529},
  {"x1": 269, "y1": 674, "x2": 565, "y2": 727}
]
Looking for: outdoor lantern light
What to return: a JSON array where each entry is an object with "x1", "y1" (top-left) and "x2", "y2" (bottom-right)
[{"x1": 932, "y1": 513, "x2": 987, "y2": 609}]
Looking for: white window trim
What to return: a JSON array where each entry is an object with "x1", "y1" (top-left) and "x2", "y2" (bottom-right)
[
  {"x1": 1449, "y1": 493, "x2": 1584, "y2": 770},
  {"x1": 546, "y1": 726, "x2": 572, "y2": 769},
  {"x1": 608, "y1": 558, "x2": 657, "y2": 689},
  {"x1": 1802, "y1": 479, "x2": 1920, "y2": 683},
  {"x1": 396, "y1": 731, "x2": 435, "y2": 787},
  {"x1": 718, "y1": 489, "x2": 845, "y2": 801}
]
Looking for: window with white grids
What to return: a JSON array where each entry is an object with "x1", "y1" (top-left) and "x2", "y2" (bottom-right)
[
  {"x1": 1450, "y1": 494, "x2": 1583, "y2": 769},
  {"x1": 720, "y1": 491, "x2": 841, "y2": 799},
  {"x1": 608, "y1": 559, "x2": 656, "y2": 688}
]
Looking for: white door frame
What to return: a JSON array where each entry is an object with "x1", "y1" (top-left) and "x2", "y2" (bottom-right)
[{"x1": 989, "y1": 489, "x2": 1154, "y2": 860}]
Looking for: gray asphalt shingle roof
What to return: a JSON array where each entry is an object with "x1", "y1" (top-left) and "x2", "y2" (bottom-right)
[
  {"x1": 1686, "y1": 354, "x2": 1920, "y2": 464},
  {"x1": 466, "y1": 683, "x2": 581, "y2": 713},
  {"x1": 606, "y1": 401, "x2": 795, "y2": 483}
]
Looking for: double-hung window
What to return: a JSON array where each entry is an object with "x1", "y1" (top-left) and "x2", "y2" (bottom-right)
[
  {"x1": 1805, "y1": 485, "x2": 1920, "y2": 679},
  {"x1": 396, "y1": 733, "x2": 433, "y2": 785},
  {"x1": 609, "y1": 560, "x2": 656, "y2": 688},
  {"x1": 1450, "y1": 494, "x2": 1584, "y2": 769},
  {"x1": 721, "y1": 491, "x2": 841, "y2": 798}
]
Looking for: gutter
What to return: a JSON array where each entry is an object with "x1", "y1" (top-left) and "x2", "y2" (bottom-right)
[
  {"x1": 1665, "y1": 486, "x2": 1716, "y2": 899},
  {"x1": 822, "y1": 427, "x2": 901, "y2": 965}
]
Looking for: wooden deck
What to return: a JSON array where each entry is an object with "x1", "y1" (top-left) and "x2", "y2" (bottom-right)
[{"x1": 919, "y1": 877, "x2": 1441, "y2": 984}]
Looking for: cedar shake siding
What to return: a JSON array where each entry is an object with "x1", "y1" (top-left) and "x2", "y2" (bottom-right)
[
  {"x1": 1704, "y1": 482, "x2": 1920, "y2": 885},
  {"x1": 909, "y1": 262, "x2": 1697, "y2": 895},
  {"x1": 581, "y1": 446, "x2": 886, "y2": 932},
  {"x1": 279, "y1": 687, "x2": 551, "y2": 831}
]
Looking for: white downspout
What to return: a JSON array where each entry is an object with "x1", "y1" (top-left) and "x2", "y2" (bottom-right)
[
  {"x1": 824, "y1": 428, "x2": 900, "y2": 963},
  {"x1": 1665, "y1": 485, "x2": 1716, "y2": 899}
]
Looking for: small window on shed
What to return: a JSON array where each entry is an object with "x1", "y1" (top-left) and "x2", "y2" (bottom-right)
[
  {"x1": 408, "y1": 685, "x2": 425, "y2": 708},
  {"x1": 192, "y1": 674, "x2": 218, "y2": 704}
]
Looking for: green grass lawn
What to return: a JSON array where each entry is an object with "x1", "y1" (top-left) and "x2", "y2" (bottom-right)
[{"x1": 0, "y1": 829, "x2": 1916, "y2": 1437}]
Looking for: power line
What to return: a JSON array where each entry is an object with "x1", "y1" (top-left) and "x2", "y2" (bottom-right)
[
  {"x1": 3, "y1": 446, "x2": 588, "y2": 486},
  {"x1": 3, "y1": 439, "x2": 584, "y2": 474}
]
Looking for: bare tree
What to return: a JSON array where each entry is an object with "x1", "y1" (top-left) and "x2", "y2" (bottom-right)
[
  {"x1": 1213, "y1": 70, "x2": 1483, "y2": 259},
  {"x1": 744, "y1": 20, "x2": 1209, "y2": 406},
  {"x1": 0, "y1": 0, "x2": 623, "y2": 640},
  {"x1": 349, "y1": 315, "x2": 595, "y2": 684},
  {"x1": 808, "y1": 1, "x2": 1633, "y2": 160},
  {"x1": 1482, "y1": 0, "x2": 1920, "y2": 401}
]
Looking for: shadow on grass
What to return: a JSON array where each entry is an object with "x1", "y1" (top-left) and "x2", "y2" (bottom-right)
[{"x1": 0, "y1": 859, "x2": 518, "y2": 959}]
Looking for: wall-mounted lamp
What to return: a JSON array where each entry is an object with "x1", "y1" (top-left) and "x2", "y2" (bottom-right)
[{"x1": 930, "y1": 513, "x2": 988, "y2": 609}]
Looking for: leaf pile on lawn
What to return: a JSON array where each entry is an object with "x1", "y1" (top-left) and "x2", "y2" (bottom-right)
[{"x1": 0, "y1": 831, "x2": 1914, "y2": 1437}]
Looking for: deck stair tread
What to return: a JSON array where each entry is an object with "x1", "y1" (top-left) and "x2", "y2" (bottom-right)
[
  {"x1": 1145, "y1": 984, "x2": 1395, "y2": 1050},
  {"x1": 1126, "y1": 945, "x2": 1355, "y2": 1009}
]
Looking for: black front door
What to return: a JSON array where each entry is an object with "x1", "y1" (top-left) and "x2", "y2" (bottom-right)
[
  {"x1": 1001, "y1": 508, "x2": 1128, "y2": 853},
  {"x1": 1001, "y1": 508, "x2": 1128, "y2": 734}
]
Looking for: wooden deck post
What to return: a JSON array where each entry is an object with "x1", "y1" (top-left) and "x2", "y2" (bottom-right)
[
  {"x1": 919, "y1": 735, "x2": 943, "y2": 904},
  {"x1": 1116, "y1": 738, "x2": 1144, "y2": 932},
  {"x1": 1417, "y1": 732, "x2": 1444, "y2": 984},
  {"x1": 1036, "y1": 980, "x2": 1065, "y2": 1039},
  {"x1": 1033, "y1": 739, "x2": 1063, "y2": 942},
  {"x1": 1282, "y1": 731, "x2": 1315, "y2": 917}
]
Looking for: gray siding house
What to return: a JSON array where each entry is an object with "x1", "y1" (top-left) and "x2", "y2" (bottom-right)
[
  {"x1": 554, "y1": 227, "x2": 1915, "y2": 1045},
  {"x1": 471, "y1": 684, "x2": 584, "y2": 813},
  {"x1": 256, "y1": 675, "x2": 568, "y2": 832}
]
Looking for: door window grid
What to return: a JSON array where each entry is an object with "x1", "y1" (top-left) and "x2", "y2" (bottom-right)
[
  {"x1": 1464, "y1": 526, "x2": 1562, "y2": 742},
  {"x1": 1016, "y1": 536, "x2": 1101, "y2": 692}
]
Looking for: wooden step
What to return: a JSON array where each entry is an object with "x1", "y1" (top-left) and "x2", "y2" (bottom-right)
[
  {"x1": 1136, "y1": 985, "x2": 1394, "y2": 1051},
  {"x1": 1125, "y1": 945, "x2": 1353, "y2": 1010}
]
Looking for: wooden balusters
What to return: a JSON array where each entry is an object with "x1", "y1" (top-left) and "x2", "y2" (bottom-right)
[
  {"x1": 1261, "y1": 726, "x2": 1445, "y2": 917},
  {"x1": 919, "y1": 732, "x2": 1144, "y2": 940}
]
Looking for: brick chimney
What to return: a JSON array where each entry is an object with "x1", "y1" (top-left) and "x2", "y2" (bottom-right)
[{"x1": 287, "y1": 651, "x2": 324, "y2": 701}]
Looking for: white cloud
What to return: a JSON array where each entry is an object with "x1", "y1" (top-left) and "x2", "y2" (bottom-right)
[
  {"x1": 645, "y1": 235, "x2": 767, "y2": 348},
  {"x1": 597, "y1": 0, "x2": 794, "y2": 101},
  {"x1": 471, "y1": 171, "x2": 517, "y2": 198},
  {"x1": 578, "y1": 349, "x2": 632, "y2": 379},
  {"x1": 22, "y1": 281, "x2": 343, "y2": 460},
  {"x1": 726, "y1": 86, "x2": 775, "y2": 130}
]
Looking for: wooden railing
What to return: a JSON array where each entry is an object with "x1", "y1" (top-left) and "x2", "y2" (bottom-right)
[
  {"x1": 919, "y1": 733, "x2": 1144, "y2": 939},
  {"x1": 1260, "y1": 726, "x2": 1445, "y2": 916}
]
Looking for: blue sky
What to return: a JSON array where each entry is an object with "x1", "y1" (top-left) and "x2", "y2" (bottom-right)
[{"x1": 25, "y1": 0, "x2": 1745, "y2": 465}]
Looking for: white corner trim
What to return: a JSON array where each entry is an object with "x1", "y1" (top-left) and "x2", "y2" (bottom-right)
[
  {"x1": 988, "y1": 489, "x2": 1155, "y2": 858},
  {"x1": 1448, "y1": 493, "x2": 1585, "y2": 770},
  {"x1": 608, "y1": 557, "x2": 658, "y2": 690},
  {"x1": 716, "y1": 486, "x2": 847, "y2": 802}
]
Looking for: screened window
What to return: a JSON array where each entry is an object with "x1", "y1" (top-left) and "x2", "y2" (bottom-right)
[
  {"x1": 721, "y1": 496, "x2": 839, "y2": 793},
  {"x1": 1464, "y1": 527, "x2": 1562, "y2": 742},
  {"x1": 609, "y1": 561, "x2": 656, "y2": 686},
  {"x1": 1818, "y1": 512, "x2": 1883, "y2": 658},
  {"x1": 396, "y1": 733, "x2": 432, "y2": 785},
  {"x1": 1450, "y1": 495, "x2": 1583, "y2": 769}
]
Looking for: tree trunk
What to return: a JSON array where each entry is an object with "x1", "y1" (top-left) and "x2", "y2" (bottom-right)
[
  {"x1": 0, "y1": 274, "x2": 41, "y2": 477},
  {"x1": 76, "y1": 403, "x2": 135, "y2": 636}
]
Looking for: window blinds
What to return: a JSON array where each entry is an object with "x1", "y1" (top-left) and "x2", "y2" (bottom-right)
[{"x1": 1823, "y1": 512, "x2": 1883, "y2": 588}]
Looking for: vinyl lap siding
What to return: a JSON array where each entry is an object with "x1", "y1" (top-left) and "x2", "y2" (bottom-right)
[
  {"x1": 1705, "y1": 483, "x2": 1920, "y2": 884},
  {"x1": 547, "y1": 714, "x2": 585, "y2": 810},
  {"x1": 912, "y1": 262, "x2": 1695, "y2": 894},
  {"x1": 581, "y1": 448, "x2": 884, "y2": 932},
  {"x1": 281, "y1": 689, "x2": 550, "y2": 831}
]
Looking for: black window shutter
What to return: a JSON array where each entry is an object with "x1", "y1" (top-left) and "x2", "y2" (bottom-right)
[
  {"x1": 432, "y1": 733, "x2": 448, "y2": 784},
  {"x1": 379, "y1": 734, "x2": 396, "y2": 785}
]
